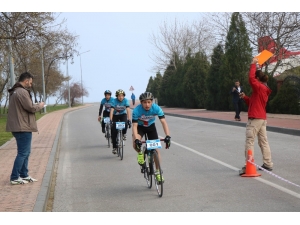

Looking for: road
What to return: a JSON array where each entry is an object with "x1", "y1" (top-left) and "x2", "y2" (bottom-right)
[{"x1": 49, "y1": 104, "x2": 300, "y2": 212}]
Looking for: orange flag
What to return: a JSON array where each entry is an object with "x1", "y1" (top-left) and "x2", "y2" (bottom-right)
[{"x1": 255, "y1": 50, "x2": 274, "y2": 65}]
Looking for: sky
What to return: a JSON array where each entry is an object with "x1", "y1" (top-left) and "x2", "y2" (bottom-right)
[{"x1": 55, "y1": 12, "x2": 204, "y2": 104}]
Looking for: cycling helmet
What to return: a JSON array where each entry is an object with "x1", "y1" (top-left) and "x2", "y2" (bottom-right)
[
  {"x1": 115, "y1": 89, "x2": 126, "y2": 97},
  {"x1": 104, "y1": 90, "x2": 112, "y2": 95},
  {"x1": 139, "y1": 92, "x2": 154, "y2": 101}
]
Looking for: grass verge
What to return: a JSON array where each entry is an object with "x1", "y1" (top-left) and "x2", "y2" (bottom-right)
[{"x1": 0, "y1": 104, "x2": 71, "y2": 147}]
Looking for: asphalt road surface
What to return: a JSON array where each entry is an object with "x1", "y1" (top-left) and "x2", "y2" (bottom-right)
[{"x1": 50, "y1": 104, "x2": 300, "y2": 212}]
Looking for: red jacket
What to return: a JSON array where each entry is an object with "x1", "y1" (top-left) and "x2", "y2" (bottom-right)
[{"x1": 243, "y1": 64, "x2": 272, "y2": 120}]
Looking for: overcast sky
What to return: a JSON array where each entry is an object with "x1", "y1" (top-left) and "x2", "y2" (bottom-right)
[{"x1": 55, "y1": 12, "x2": 205, "y2": 104}]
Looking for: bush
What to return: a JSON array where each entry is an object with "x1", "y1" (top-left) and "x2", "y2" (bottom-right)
[{"x1": 269, "y1": 82, "x2": 300, "y2": 114}]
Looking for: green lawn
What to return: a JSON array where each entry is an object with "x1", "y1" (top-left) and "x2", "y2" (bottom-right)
[{"x1": 0, "y1": 104, "x2": 71, "y2": 147}]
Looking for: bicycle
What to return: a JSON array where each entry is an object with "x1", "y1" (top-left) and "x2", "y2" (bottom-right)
[
  {"x1": 115, "y1": 121, "x2": 125, "y2": 160},
  {"x1": 140, "y1": 134, "x2": 166, "y2": 197},
  {"x1": 103, "y1": 117, "x2": 111, "y2": 148}
]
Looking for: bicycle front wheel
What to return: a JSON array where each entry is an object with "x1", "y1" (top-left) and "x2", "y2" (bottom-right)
[
  {"x1": 116, "y1": 131, "x2": 121, "y2": 157},
  {"x1": 153, "y1": 151, "x2": 163, "y2": 197},
  {"x1": 119, "y1": 133, "x2": 124, "y2": 160},
  {"x1": 143, "y1": 149, "x2": 152, "y2": 188},
  {"x1": 106, "y1": 126, "x2": 110, "y2": 148}
]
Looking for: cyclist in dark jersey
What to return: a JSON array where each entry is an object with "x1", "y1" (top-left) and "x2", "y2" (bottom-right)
[
  {"x1": 98, "y1": 90, "x2": 114, "y2": 135},
  {"x1": 132, "y1": 92, "x2": 171, "y2": 183},
  {"x1": 109, "y1": 89, "x2": 132, "y2": 154}
]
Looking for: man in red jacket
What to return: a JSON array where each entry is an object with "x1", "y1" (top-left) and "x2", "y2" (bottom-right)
[{"x1": 239, "y1": 57, "x2": 273, "y2": 175}]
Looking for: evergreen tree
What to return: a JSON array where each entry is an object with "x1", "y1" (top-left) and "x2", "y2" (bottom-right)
[
  {"x1": 159, "y1": 61, "x2": 176, "y2": 106},
  {"x1": 146, "y1": 76, "x2": 154, "y2": 93},
  {"x1": 183, "y1": 52, "x2": 210, "y2": 108},
  {"x1": 152, "y1": 71, "x2": 163, "y2": 101},
  {"x1": 206, "y1": 43, "x2": 224, "y2": 110},
  {"x1": 221, "y1": 12, "x2": 252, "y2": 111},
  {"x1": 269, "y1": 82, "x2": 300, "y2": 114}
]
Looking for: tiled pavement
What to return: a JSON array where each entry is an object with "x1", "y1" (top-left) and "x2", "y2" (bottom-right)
[
  {"x1": 0, "y1": 105, "x2": 91, "y2": 212},
  {"x1": 0, "y1": 102, "x2": 299, "y2": 212}
]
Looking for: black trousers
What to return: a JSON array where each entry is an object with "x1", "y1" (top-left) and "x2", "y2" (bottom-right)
[
  {"x1": 111, "y1": 114, "x2": 128, "y2": 148},
  {"x1": 233, "y1": 101, "x2": 243, "y2": 119}
]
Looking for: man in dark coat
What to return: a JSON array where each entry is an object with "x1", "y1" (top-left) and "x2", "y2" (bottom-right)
[{"x1": 230, "y1": 80, "x2": 244, "y2": 121}]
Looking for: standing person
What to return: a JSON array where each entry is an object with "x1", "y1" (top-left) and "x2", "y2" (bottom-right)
[
  {"x1": 6, "y1": 72, "x2": 45, "y2": 185},
  {"x1": 131, "y1": 92, "x2": 136, "y2": 106},
  {"x1": 230, "y1": 80, "x2": 244, "y2": 121},
  {"x1": 109, "y1": 89, "x2": 132, "y2": 154},
  {"x1": 239, "y1": 58, "x2": 273, "y2": 175},
  {"x1": 98, "y1": 90, "x2": 114, "y2": 135},
  {"x1": 132, "y1": 92, "x2": 171, "y2": 183}
]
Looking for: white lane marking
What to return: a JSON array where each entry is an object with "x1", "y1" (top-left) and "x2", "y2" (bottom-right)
[{"x1": 160, "y1": 136, "x2": 300, "y2": 199}]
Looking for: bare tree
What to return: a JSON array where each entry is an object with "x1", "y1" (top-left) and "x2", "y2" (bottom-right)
[
  {"x1": 242, "y1": 12, "x2": 300, "y2": 76},
  {"x1": 0, "y1": 12, "x2": 78, "y2": 104},
  {"x1": 202, "y1": 12, "x2": 233, "y2": 47},
  {"x1": 63, "y1": 81, "x2": 88, "y2": 107},
  {"x1": 149, "y1": 15, "x2": 215, "y2": 71}
]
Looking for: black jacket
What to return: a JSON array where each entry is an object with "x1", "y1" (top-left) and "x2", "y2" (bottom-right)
[{"x1": 230, "y1": 86, "x2": 244, "y2": 103}]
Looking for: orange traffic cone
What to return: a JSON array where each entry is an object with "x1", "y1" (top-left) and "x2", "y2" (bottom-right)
[{"x1": 241, "y1": 150, "x2": 261, "y2": 177}]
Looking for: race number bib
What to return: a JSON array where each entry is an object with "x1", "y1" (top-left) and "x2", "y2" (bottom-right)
[
  {"x1": 116, "y1": 122, "x2": 125, "y2": 130},
  {"x1": 103, "y1": 117, "x2": 110, "y2": 124},
  {"x1": 146, "y1": 139, "x2": 162, "y2": 150}
]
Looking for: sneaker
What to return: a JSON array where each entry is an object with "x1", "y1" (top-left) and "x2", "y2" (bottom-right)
[
  {"x1": 137, "y1": 152, "x2": 144, "y2": 165},
  {"x1": 112, "y1": 148, "x2": 117, "y2": 154},
  {"x1": 123, "y1": 134, "x2": 127, "y2": 140},
  {"x1": 239, "y1": 166, "x2": 246, "y2": 176},
  {"x1": 21, "y1": 176, "x2": 37, "y2": 182},
  {"x1": 155, "y1": 170, "x2": 164, "y2": 183},
  {"x1": 11, "y1": 177, "x2": 28, "y2": 185},
  {"x1": 259, "y1": 164, "x2": 273, "y2": 171}
]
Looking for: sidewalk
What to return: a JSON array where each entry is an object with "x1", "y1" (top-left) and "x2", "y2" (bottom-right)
[
  {"x1": 0, "y1": 105, "x2": 91, "y2": 212},
  {"x1": 0, "y1": 102, "x2": 299, "y2": 212}
]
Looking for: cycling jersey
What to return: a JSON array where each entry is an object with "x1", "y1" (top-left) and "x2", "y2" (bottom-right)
[
  {"x1": 111, "y1": 98, "x2": 130, "y2": 115},
  {"x1": 132, "y1": 103, "x2": 165, "y2": 127},
  {"x1": 99, "y1": 97, "x2": 115, "y2": 116}
]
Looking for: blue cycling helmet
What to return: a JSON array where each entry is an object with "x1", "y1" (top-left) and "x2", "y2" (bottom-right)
[{"x1": 104, "y1": 90, "x2": 112, "y2": 95}]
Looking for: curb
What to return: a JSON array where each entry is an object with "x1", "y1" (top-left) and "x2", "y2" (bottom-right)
[
  {"x1": 164, "y1": 112, "x2": 300, "y2": 137},
  {"x1": 33, "y1": 105, "x2": 93, "y2": 212}
]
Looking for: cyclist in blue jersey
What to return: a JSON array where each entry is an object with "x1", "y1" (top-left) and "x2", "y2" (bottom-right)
[
  {"x1": 109, "y1": 89, "x2": 132, "y2": 154},
  {"x1": 132, "y1": 92, "x2": 171, "y2": 183},
  {"x1": 98, "y1": 90, "x2": 115, "y2": 135}
]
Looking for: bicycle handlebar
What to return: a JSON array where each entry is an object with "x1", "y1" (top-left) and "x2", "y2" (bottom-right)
[{"x1": 141, "y1": 138, "x2": 165, "y2": 143}]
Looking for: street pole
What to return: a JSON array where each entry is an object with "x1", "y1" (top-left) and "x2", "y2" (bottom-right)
[
  {"x1": 79, "y1": 50, "x2": 90, "y2": 105},
  {"x1": 66, "y1": 57, "x2": 71, "y2": 108},
  {"x1": 7, "y1": 35, "x2": 15, "y2": 88},
  {"x1": 79, "y1": 55, "x2": 83, "y2": 105},
  {"x1": 40, "y1": 40, "x2": 46, "y2": 113}
]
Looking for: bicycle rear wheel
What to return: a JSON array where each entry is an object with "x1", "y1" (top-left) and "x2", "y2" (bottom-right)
[
  {"x1": 143, "y1": 148, "x2": 152, "y2": 188},
  {"x1": 153, "y1": 151, "x2": 163, "y2": 197}
]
